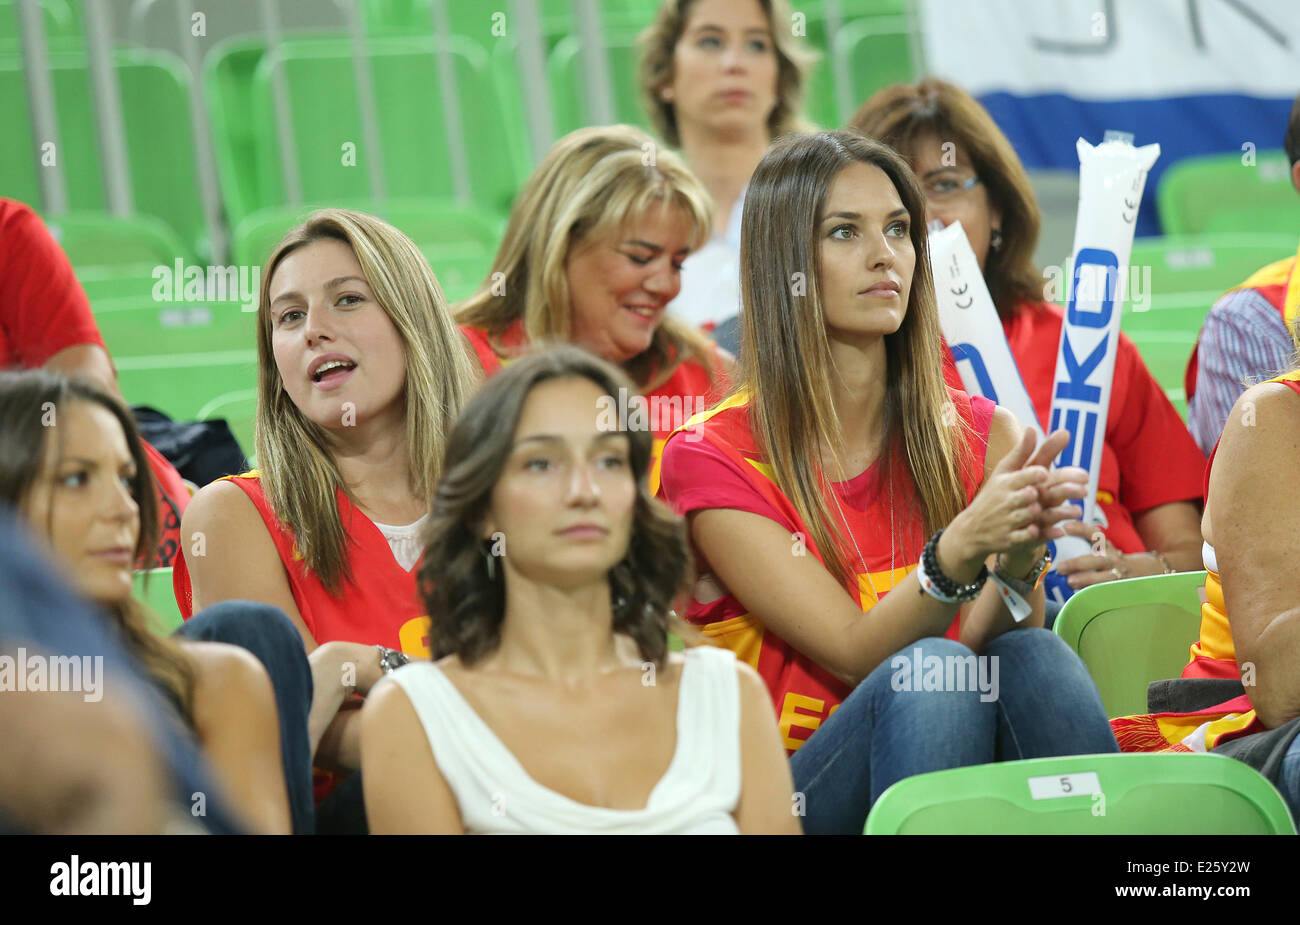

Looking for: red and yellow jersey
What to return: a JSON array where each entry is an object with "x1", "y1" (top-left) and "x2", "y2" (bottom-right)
[
  {"x1": 142, "y1": 439, "x2": 189, "y2": 569},
  {"x1": 172, "y1": 471, "x2": 431, "y2": 657},
  {"x1": 1185, "y1": 238, "x2": 1300, "y2": 402},
  {"x1": 1110, "y1": 370, "x2": 1300, "y2": 753},
  {"x1": 658, "y1": 387, "x2": 996, "y2": 753},
  {"x1": 460, "y1": 320, "x2": 728, "y2": 479},
  {"x1": 944, "y1": 299, "x2": 1207, "y2": 552}
]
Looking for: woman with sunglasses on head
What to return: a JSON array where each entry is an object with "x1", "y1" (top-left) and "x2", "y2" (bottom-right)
[
  {"x1": 361, "y1": 346, "x2": 798, "y2": 834},
  {"x1": 657, "y1": 131, "x2": 1118, "y2": 835},
  {"x1": 850, "y1": 79, "x2": 1204, "y2": 593}
]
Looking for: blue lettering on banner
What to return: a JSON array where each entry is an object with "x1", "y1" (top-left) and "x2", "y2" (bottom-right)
[
  {"x1": 1054, "y1": 335, "x2": 1107, "y2": 403},
  {"x1": 1050, "y1": 406, "x2": 1101, "y2": 470},
  {"x1": 950, "y1": 343, "x2": 998, "y2": 402},
  {"x1": 1067, "y1": 247, "x2": 1119, "y2": 328}
]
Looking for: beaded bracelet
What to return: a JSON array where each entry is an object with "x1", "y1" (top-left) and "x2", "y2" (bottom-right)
[{"x1": 917, "y1": 529, "x2": 987, "y2": 603}]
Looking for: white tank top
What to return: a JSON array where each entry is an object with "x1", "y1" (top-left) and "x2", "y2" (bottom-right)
[{"x1": 386, "y1": 645, "x2": 743, "y2": 834}]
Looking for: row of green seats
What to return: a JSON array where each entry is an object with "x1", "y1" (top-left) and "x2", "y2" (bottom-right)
[
  {"x1": 208, "y1": 33, "x2": 531, "y2": 232},
  {"x1": 866, "y1": 570, "x2": 1293, "y2": 834},
  {"x1": 1119, "y1": 232, "x2": 1296, "y2": 414},
  {"x1": 1158, "y1": 149, "x2": 1299, "y2": 237},
  {"x1": 866, "y1": 752, "x2": 1294, "y2": 834},
  {"x1": 0, "y1": 48, "x2": 207, "y2": 257}
]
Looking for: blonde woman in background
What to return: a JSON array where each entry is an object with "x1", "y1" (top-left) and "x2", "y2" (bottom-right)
[{"x1": 456, "y1": 124, "x2": 729, "y2": 462}]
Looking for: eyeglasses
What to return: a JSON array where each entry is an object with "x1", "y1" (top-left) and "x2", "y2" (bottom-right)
[{"x1": 921, "y1": 171, "x2": 981, "y2": 203}]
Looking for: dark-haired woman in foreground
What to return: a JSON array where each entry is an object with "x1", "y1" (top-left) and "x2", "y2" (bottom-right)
[
  {"x1": 658, "y1": 132, "x2": 1119, "y2": 834},
  {"x1": 0, "y1": 369, "x2": 308, "y2": 833},
  {"x1": 360, "y1": 347, "x2": 797, "y2": 834}
]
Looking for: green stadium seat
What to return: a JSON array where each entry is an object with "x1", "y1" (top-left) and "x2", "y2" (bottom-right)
[
  {"x1": 115, "y1": 350, "x2": 258, "y2": 423},
  {"x1": 231, "y1": 198, "x2": 504, "y2": 303},
  {"x1": 547, "y1": 29, "x2": 654, "y2": 136},
  {"x1": 830, "y1": 15, "x2": 915, "y2": 124},
  {"x1": 865, "y1": 753, "x2": 1296, "y2": 834},
  {"x1": 1053, "y1": 570, "x2": 1207, "y2": 719},
  {"x1": 204, "y1": 35, "x2": 274, "y2": 231},
  {"x1": 1, "y1": 49, "x2": 207, "y2": 259},
  {"x1": 44, "y1": 211, "x2": 193, "y2": 277},
  {"x1": 244, "y1": 35, "x2": 529, "y2": 220},
  {"x1": 133, "y1": 567, "x2": 183, "y2": 636},
  {"x1": 1157, "y1": 150, "x2": 1300, "y2": 237},
  {"x1": 0, "y1": 0, "x2": 82, "y2": 57},
  {"x1": 1120, "y1": 233, "x2": 1296, "y2": 412},
  {"x1": 197, "y1": 388, "x2": 258, "y2": 462}
]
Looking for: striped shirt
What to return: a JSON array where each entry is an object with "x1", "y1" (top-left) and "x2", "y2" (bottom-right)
[{"x1": 1187, "y1": 287, "x2": 1296, "y2": 456}]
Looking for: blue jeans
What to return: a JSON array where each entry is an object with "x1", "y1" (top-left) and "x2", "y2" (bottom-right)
[
  {"x1": 1275, "y1": 735, "x2": 1300, "y2": 826},
  {"x1": 176, "y1": 601, "x2": 315, "y2": 835},
  {"x1": 789, "y1": 629, "x2": 1119, "y2": 834}
]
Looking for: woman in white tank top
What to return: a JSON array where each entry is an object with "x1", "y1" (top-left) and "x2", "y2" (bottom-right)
[{"x1": 360, "y1": 346, "x2": 798, "y2": 834}]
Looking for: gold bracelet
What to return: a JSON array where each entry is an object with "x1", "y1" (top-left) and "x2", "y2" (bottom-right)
[{"x1": 1146, "y1": 550, "x2": 1175, "y2": 574}]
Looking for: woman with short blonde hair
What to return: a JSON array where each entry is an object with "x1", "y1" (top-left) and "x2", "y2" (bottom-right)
[{"x1": 457, "y1": 124, "x2": 728, "y2": 447}]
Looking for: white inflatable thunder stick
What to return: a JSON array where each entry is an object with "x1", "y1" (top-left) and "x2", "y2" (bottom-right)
[
  {"x1": 1043, "y1": 136, "x2": 1160, "y2": 606},
  {"x1": 928, "y1": 220, "x2": 1042, "y2": 438}
]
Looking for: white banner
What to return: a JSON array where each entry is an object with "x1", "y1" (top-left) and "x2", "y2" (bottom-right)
[
  {"x1": 919, "y1": 0, "x2": 1298, "y2": 99},
  {"x1": 929, "y1": 221, "x2": 1042, "y2": 438},
  {"x1": 1044, "y1": 137, "x2": 1160, "y2": 604}
]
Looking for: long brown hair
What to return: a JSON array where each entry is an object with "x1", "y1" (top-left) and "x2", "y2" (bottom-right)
[
  {"x1": 737, "y1": 131, "x2": 970, "y2": 587},
  {"x1": 0, "y1": 370, "x2": 196, "y2": 717},
  {"x1": 637, "y1": 0, "x2": 817, "y2": 146},
  {"x1": 455, "y1": 125, "x2": 717, "y2": 393},
  {"x1": 419, "y1": 345, "x2": 690, "y2": 668},
  {"x1": 849, "y1": 79, "x2": 1044, "y2": 317},
  {"x1": 255, "y1": 209, "x2": 477, "y2": 593}
]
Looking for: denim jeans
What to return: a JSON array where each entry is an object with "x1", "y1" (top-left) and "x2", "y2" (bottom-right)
[
  {"x1": 176, "y1": 601, "x2": 315, "y2": 835},
  {"x1": 789, "y1": 628, "x2": 1119, "y2": 834},
  {"x1": 1275, "y1": 735, "x2": 1300, "y2": 826}
]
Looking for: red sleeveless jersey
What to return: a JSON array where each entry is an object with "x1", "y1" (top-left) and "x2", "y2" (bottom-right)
[
  {"x1": 460, "y1": 319, "x2": 728, "y2": 449},
  {"x1": 659, "y1": 387, "x2": 995, "y2": 753},
  {"x1": 173, "y1": 471, "x2": 431, "y2": 657}
]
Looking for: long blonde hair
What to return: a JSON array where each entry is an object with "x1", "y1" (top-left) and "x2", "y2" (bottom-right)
[
  {"x1": 738, "y1": 131, "x2": 970, "y2": 587},
  {"x1": 454, "y1": 124, "x2": 717, "y2": 391},
  {"x1": 255, "y1": 209, "x2": 477, "y2": 593}
]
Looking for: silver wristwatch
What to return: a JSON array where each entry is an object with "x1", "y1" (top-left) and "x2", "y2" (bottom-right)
[
  {"x1": 376, "y1": 646, "x2": 410, "y2": 674},
  {"x1": 993, "y1": 551, "x2": 1053, "y2": 597}
]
